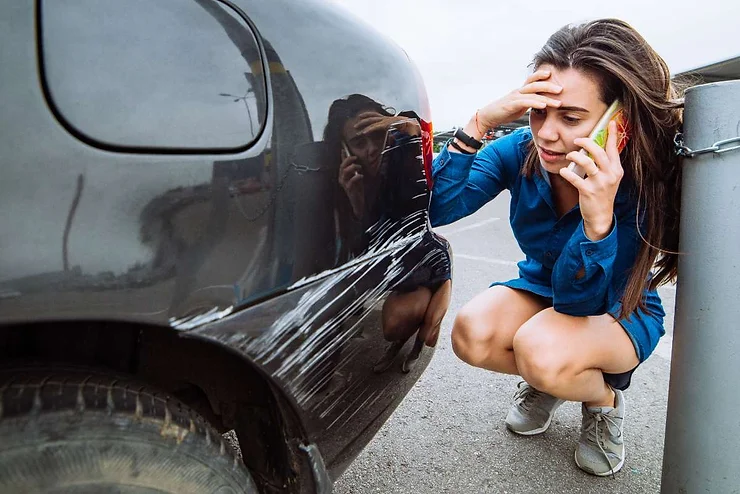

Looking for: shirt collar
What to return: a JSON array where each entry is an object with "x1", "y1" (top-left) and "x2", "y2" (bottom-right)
[{"x1": 540, "y1": 164, "x2": 551, "y2": 187}]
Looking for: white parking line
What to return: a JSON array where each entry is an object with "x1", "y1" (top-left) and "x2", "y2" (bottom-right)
[
  {"x1": 653, "y1": 334, "x2": 673, "y2": 361},
  {"x1": 437, "y1": 218, "x2": 500, "y2": 236}
]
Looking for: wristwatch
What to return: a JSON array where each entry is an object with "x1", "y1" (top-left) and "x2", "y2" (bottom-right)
[
  {"x1": 454, "y1": 128, "x2": 483, "y2": 150},
  {"x1": 450, "y1": 139, "x2": 475, "y2": 154}
]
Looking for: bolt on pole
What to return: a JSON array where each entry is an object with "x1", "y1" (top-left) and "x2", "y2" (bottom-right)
[{"x1": 662, "y1": 80, "x2": 740, "y2": 493}]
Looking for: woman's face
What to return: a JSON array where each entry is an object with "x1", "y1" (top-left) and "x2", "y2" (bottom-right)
[
  {"x1": 528, "y1": 64, "x2": 609, "y2": 174},
  {"x1": 342, "y1": 115, "x2": 385, "y2": 178}
]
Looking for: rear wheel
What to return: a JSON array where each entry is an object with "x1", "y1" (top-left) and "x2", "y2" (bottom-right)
[{"x1": 0, "y1": 367, "x2": 258, "y2": 493}]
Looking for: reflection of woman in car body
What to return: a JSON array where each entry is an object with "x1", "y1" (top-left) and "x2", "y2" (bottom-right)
[
  {"x1": 431, "y1": 20, "x2": 682, "y2": 476},
  {"x1": 324, "y1": 94, "x2": 452, "y2": 373},
  {"x1": 324, "y1": 95, "x2": 420, "y2": 258}
]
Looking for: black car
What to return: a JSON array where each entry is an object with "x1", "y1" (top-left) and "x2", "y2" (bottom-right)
[{"x1": 0, "y1": 0, "x2": 452, "y2": 492}]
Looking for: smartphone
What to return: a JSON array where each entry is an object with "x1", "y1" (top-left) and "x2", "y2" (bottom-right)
[
  {"x1": 567, "y1": 100, "x2": 630, "y2": 178},
  {"x1": 341, "y1": 141, "x2": 352, "y2": 161}
]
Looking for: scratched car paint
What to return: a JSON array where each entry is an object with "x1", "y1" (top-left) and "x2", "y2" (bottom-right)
[{"x1": 0, "y1": 0, "x2": 451, "y2": 492}]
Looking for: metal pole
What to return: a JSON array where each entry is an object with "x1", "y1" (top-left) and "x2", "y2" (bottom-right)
[{"x1": 662, "y1": 80, "x2": 740, "y2": 493}]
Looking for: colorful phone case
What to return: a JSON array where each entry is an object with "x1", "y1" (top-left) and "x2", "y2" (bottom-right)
[{"x1": 568, "y1": 100, "x2": 630, "y2": 178}]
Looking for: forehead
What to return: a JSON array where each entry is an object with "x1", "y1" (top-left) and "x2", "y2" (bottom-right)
[
  {"x1": 342, "y1": 115, "x2": 361, "y2": 139},
  {"x1": 539, "y1": 64, "x2": 604, "y2": 109}
]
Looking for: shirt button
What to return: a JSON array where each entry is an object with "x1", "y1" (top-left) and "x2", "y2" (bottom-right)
[
  {"x1": 586, "y1": 249, "x2": 594, "y2": 256},
  {"x1": 545, "y1": 251, "x2": 553, "y2": 258}
]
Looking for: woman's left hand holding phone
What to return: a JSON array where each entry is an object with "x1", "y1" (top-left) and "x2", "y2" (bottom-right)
[{"x1": 559, "y1": 120, "x2": 625, "y2": 241}]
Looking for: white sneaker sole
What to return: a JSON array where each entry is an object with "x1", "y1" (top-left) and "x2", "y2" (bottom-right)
[
  {"x1": 506, "y1": 399, "x2": 565, "y2": 436},
  {"x1": 574, "y1": 446, "x2": 625, "y2": 476}
]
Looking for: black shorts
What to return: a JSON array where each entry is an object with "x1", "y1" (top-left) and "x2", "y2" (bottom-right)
[{"x1": 603, "y1": 367, "x2": 636, "y2": 391}]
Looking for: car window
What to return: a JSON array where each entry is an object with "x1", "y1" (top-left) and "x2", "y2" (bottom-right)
[{"x1": 39, "y1": 0, "x2": 266, "y2": 152}]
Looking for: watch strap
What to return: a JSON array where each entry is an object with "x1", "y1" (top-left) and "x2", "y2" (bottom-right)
[
  {"x1": 449, "y1": 139, "x2": 475, "y2": 154},
  {"x1": 454, "y1": 128, "x2": 483, "y2": 150}
]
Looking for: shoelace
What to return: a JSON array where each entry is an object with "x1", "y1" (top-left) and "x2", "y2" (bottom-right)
[
  {"x1": 513, "y1": 382, "x2": 543, "y2": 412},
  {"x1": 583, "y1": 409, "x2": 624, "y2": 478}
]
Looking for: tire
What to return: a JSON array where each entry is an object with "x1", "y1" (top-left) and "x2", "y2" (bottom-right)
[{"x1": 0, "y1": 367, "x2": 258, "y2": 494}]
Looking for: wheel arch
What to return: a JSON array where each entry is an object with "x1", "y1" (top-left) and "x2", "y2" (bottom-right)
[{"x1": 0, "y1": 319, "x2": 320, "y2": 493}]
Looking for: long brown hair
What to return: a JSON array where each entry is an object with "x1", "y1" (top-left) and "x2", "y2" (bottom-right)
[{"x1": 523, "y1": 19, "x2": 683, "y2": 317}]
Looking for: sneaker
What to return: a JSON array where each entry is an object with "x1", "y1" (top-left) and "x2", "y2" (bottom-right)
[
  {"x1": 505, "y1": 381, "x2": 564, "y2": 435},
  {"x1": 575, "y1": 388, "x2": 626, "y2": 476},
  {"x1": 372, "y1": 339, "x2": 406, "y2": 373},
  {"x1": 401, "y1": 338, "x2": 425, "y2": 373}
]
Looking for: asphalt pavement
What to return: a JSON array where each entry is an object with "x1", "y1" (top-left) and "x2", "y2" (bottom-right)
[{"x1": 334, "y1": 192, "x2": 675, "y2": 494}]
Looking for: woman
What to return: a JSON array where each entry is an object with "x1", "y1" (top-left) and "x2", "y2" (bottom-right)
[
  {"x1": 325, "y1": 94, "x2": 453, "y2": 373},
  {"x1": 430, "y1": 19, "x2": 682, "y2": 476},
  {"x1": 324, "y1": 94, "x2": 421, "y2": 260}
]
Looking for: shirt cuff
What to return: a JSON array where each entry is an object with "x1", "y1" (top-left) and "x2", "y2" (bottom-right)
[
  {"x1": 432, "y1": 139, "x2": 476, "y2": 181},
  {"x1": 574, "y1": 216, "x2": 618, "y2": 264}
]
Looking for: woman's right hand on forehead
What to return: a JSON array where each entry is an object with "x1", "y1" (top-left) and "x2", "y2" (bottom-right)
[{"x1": 477, "y1": 69, "x2": 563, "y2": 131}]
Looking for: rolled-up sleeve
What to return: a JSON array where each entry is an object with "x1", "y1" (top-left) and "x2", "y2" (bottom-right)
[
  {"x1": 551, "y1": 217, "x2": 618, "y2": 315},
  {"x1": 429, "y1": 131, "x2": 524, "y2": 227}
]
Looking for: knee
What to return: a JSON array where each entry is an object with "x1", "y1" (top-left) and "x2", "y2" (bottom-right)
[
  {"x1": 451, "y1": 305, "x2": 504, "y2": 367},
  {"x1": 513, "y1": 321, "x2": 571, "y2": 393}
]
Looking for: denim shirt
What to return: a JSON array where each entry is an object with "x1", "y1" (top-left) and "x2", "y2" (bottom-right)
[{"x1": 430, "y1": 128, "x2": 645, "y2": 317}]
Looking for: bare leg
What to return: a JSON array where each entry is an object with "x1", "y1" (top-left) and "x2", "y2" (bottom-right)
[
  {"x1": 451, "y1": 286, "x2": 549, "y2": 374},
  {"x1": 374, "y1": 287, "x2": 433, "y2": 373},
  {"x1": 417, "y1": 280, "x2": 452, "y2": 347},
  {"x1": 513, "y1": 308, "x2": 639, "y2": 407},
  {"x1": 381, "y1": 287, "x2": 433, "y2": 342}
]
